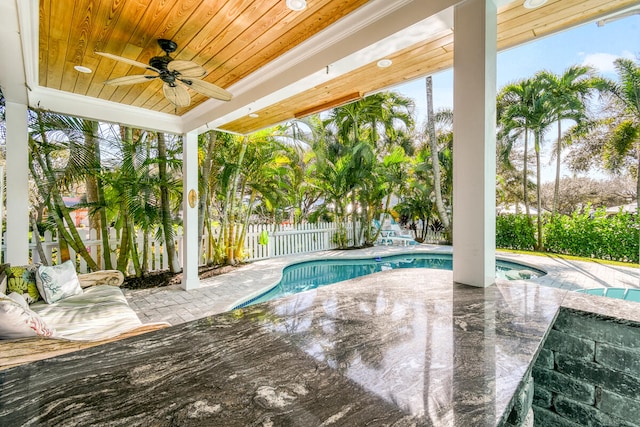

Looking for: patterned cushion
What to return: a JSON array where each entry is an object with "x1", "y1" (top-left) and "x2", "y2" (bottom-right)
[
  {"x1": 0, "y1": 292, "x2": 56, "y2": 339},
  {"x1": 35, "y1": 261, "x2": 83, "y2": 304},
  {"x1": 5, "y1": 264, "x2": 41, "y2": 303}
]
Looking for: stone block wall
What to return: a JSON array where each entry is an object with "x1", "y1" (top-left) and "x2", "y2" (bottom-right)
[
  {"x1": 532, "y1": 308, "x2": 640, "y2": 427},
  {"x1": 504, "y1": 374, "x2": 534, "y2": 427}
]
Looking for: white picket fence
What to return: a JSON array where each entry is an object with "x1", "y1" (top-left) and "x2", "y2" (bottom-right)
[
  {"x1": 237, "y1": 222, "x2": 357, "y2": 261},
  {"x1": 17, "y1": 222, "x2": 441, "y2": 274},
  {"x1": 26, "y1": 228, "x2": 183, "y2": 274}
]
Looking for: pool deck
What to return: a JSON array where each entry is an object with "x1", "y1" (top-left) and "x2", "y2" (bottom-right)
[{"x1": 123, "y1": 245, "x2": 640, "y2": 326}]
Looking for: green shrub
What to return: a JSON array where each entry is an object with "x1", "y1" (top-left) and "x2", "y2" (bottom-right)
[
  {"x1": 496, "y1": 214, "x2": 536, "y2": 251},
  {"x1": 543, "y1": 208, "x2": 639, "y2": 263}
]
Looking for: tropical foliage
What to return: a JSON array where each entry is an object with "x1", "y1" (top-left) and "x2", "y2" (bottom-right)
[
  {"x1": 0, "y1": 57, "x2": 638, "y2": 275},
  {"x1": 544, "y1": 208, "x2": 639, "y2": 263}
]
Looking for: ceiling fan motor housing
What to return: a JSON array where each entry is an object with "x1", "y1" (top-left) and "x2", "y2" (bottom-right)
[
  {"x1": 157, "y1": 39, "x2": 178, "y2": 54},
  {"x1": 149, "y1": 55, "x2": 177, "y2": 84}
]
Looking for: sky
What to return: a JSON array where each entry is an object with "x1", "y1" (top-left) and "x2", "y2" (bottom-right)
[{"x1": 390, "y1": 13, "x2": 640, "y2": 183}]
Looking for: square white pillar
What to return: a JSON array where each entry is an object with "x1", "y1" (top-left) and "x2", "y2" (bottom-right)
[
  {"x1": 181, "y1": 130, "x2": 200, "y2": 290},
  {"x1": 5, "y1": 102, "x2": 30, "y2": 265},
  {"x1": 452, "y1": 0, "x2": 497, "y2": 287}
]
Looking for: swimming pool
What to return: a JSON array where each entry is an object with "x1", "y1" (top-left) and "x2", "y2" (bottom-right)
[
  {"x1": 236, "y1": 253, "x2": 545, "y2": 308},
  {"x1": 575, "y1": 287, "x2": 640, "y2": 302}
]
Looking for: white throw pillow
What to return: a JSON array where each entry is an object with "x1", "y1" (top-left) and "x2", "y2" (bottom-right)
[
  {"x1": 36, "y1": 261, "x2": 83, "y2": 304},
  {"x1": 0, "y1": 292, "x2": 56, "y2": 339}
]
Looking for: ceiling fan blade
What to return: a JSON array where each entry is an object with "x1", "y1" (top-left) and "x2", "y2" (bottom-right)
[
  {"x1": 163, "y1": 82, "x2": 191, "y2": 107},
  {"x1": 104, "y1": 75, "x2": 158, "y2": 86},
  {"x1": 167, "y1": 60, "x2": 206, "y2": 77},
  {"x1": 95, "y1": 51, "x2": 159, "y2": 72},
  {"x1": 179, "y1": 78, "x2": 232, "y2": 101}
]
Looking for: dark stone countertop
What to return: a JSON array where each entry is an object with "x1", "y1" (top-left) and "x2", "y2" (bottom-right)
[{"x1": 0, "y1": 269, "x2": 568, "y2": 426}]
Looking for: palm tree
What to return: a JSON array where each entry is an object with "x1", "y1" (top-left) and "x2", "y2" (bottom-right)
[
  {"x1": 597, "y1": 58, "x2": 640, "y2": 210},
  {"x1": 498, "y1": 78, "x2": 537, "y2": 221},
  {"x1": 324, "y1": 92, "x2": 415, "y2": 246},
  {"x1": 498, "y1": 77, "x2": 553, "y2": 249},
  {"x1": 425, "y1": 76, "x2": 451, "y2": 235},
  {"x1": 82, "y1": 119, "x2": 113, "y2": 269},
  {"x1": 198, "y1": 130, "x2": 218, "y2": 249},
  {"x1": 28, "y1": 111, "x2": 100, "y2": 270},
  {"x1": 396, "y1": 147, "x2": 436, "y2": 242},
  {"x1": 157, "y1": 132, "x2": 180, "y2": 273},
  {"x1": 537, "y1": 66, "x2": 598, "y2": 217},
  {"x1": 275, "y1": 118, "x2": 323, "y2": 224}
]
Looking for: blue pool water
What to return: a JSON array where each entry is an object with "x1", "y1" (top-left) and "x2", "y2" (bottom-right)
[
  {"x1": 236, "y1": 253, "x2": 545, "y2": 308},
  {"x1": 575, "y1": 287, "x2": 640, "y2": 302}
]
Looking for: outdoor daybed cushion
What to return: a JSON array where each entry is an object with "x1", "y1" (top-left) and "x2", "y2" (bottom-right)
[
  {"x1": 0, "y1": 268, "x2": 170, "y2": 370},
  {"x1": 29, "y1": 284, "x2": 143, "y2": 341}
]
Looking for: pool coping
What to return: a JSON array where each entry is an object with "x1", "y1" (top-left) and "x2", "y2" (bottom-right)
[
  {"x1": 124, "y1": 244, "x2": 640, "y2": 326},
  {"x1": 229, "y1": 249, "x2": 547, "y2": 310}
]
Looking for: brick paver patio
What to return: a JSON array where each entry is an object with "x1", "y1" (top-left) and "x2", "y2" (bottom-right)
[{"x1": 123, "y1": 245, "x2": 640, "y2": 326}]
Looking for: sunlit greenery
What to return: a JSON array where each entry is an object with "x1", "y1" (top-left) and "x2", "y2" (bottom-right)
[{"x1": 0, "y1": 58, "x2": 638, "y2": 274}]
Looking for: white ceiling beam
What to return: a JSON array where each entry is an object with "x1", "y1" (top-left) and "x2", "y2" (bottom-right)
[
  {"x1": 29, "y1": 86, "x2": 184, "y2": 134},
  {"x1": 182, "y1": 0, "x2": 460, "y2": 134},
  {"x1": 0, "y1": 0, "x2": 28, "y2": 104}
]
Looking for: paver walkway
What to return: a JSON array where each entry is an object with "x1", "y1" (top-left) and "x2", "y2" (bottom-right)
[{"x1": 123, "y1": 245, "x2": 639, "y2": 326}]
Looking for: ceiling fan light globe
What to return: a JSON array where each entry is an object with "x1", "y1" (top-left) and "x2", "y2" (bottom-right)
[
  {"x1": 286, "y1": 0, "x2": 307, "y2": 11},
  {"x1": 74, "y1": 65, "x2": 92, "y2": 73},
  {"x1": 523, "y1": 0, "x2": 547, "y2": 9}
]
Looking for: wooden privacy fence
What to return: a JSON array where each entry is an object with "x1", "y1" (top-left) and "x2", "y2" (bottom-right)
[{"x1": 17, "y1": 222, "x2": 441, "y2": 274}]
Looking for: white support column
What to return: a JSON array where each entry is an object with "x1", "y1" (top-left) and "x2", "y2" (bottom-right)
[
  {"x1": 452, "y1": 0, "x2": 497, "y2": 287},
  {"x1": 5, "y1": 102, "x2": 30, "y2": 265},
  {"x1": 181, "y1": 130, "x2": 200, "y2": 290}
]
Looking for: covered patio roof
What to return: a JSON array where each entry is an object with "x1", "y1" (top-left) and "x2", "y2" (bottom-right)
[{"x1": 1, "y1": 0, "x2": 637, "y2": 136}]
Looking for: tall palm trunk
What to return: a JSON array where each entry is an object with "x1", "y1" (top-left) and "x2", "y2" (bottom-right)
[
  {"x1": 552, "y1": 120, "x2": 562, "y2": 219},
  {"x1": 237, "y1": 189, "x2": 257, "y2": 258},
  {"x1": 523, "y1": 126, "x2": 531, "y2": 222},
  {"x1": 158, "y1": 132, "x2": 180, "y2": 272},
  {"x1": 116, "y1": 210, "x2": 131, "y2": 272},
  {"x1": 117, "y1": 126, "x2": 137, "y2": 275},
  {"x1": 535, "y1": 132, "x2": 543, "y2": 251},
  {"x1": 30, "y1": 213, "x2": 48, "y2": 265},
  {"x1": 351, "y1": 191, "x2": 358, "y2": 246},
  {"x1": 225, "y1": 137, "x2": 248, "y2": 265},
  {"x1": 31, "y1": 152, "x2": 96, "y2": 268},
  {"x1": 32, "y1": 115, "x2": 99, "y2": 271},
  {"x1": 83, "y1": 119, "x2": 113, "y2": 269},
  {"x1": 128, "y1": 216, "x2": 142, "y2": 276},
  {"x1": 426, "y1": 77, "x2": 450, "y2": 233},
  {"x1": 199, "y1": 131, "x2": 217, "y2": 250}
]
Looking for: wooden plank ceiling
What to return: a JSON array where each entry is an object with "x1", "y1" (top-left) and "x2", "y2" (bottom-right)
[
  {"x1": 39, "y1": 0, "x2": 638, "y2": 135},
  {"x1": 220, "y1": 0, "x2": 638, "y2": 134},
  {"x1": 39, "y1": 0, "x2": 367, "y2": 115}
]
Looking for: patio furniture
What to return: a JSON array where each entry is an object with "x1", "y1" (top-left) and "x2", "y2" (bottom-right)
[
  {"x1": 374, "y1": 217, "x2": 418, "y2": 246},
  {"x1": 0, "y1": 264, "x2": 169, "y2": 370}
]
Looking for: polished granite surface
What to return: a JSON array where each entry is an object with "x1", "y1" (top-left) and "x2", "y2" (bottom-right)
[{"x1": 0, "y1": 269, "x2": 569, "y2": 426}]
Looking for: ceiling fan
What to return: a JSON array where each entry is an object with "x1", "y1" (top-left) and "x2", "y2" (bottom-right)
[{"x1": 95, "y1": 39, "x2": 232, "y2": 107}]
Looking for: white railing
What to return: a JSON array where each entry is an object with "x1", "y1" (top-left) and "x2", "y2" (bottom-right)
[{"x1": 13, "y1": 222, "x2": 441, "y2": 274}]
